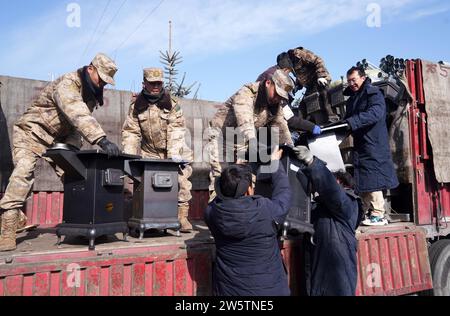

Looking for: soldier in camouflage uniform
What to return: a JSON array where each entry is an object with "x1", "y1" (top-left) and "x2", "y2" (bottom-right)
[
  {"x1": 207, "y1": 70, "x2": 294, "y2": 195},
  {"x1": 0, "y1": 53, "x2": 120, "y2": 252},
  {"x1": 122, "y1": 68, "x2": 194, "y2": 233},
  {"x1": 257, "y1": 53, "x2": 322, "y2": 136},
  {"x1": 262, "y1": 47, "x2": 339, "y2": 124},
  {"x1": 290, "y1": 47, "x2": 339, "y2": 123}
]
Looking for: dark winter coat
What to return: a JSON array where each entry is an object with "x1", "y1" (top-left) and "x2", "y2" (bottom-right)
[
  {"x1": 204, "y1": 164, "x2": 292, "y2": 296},
  {"x1": 300, "y1": 158, "x2": 361, "y2": 296},
  {"x1": 344, "y1": 79, "x2": 399, "y2": 193}
]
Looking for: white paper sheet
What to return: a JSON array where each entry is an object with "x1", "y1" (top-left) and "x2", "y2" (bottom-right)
[{"x1": 308, "y1": 132, "x2": 346, "y2": 172}]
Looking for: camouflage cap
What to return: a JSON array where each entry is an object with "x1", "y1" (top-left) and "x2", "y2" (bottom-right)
[
  {"x1": 272, "y1": 69, "x2": 294, "y2": 100},
  {"x1": 91, "y1": 53, "x2": 118, "y2": 86},
  {"x1": 144, "y1": 68, "x2": 164, "y2": 83}
]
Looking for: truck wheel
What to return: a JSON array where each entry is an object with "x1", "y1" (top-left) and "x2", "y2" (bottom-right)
[{"x1": 427, "y1": 239, "x2": 450, "y2": 296}]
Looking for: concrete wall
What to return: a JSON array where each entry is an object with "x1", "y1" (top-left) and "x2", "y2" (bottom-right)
[{"x1": 0, "y1": 75, "x2": 222, "y2": 191}]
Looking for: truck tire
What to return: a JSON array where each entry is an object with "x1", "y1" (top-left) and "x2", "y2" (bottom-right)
[{"x1": 426, "y1": 239, "x2": 450, "y2": 296}]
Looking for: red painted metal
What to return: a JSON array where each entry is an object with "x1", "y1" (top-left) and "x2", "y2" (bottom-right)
[
  {"x1": 0, "y1": 192, "x2": 63, "y2": 227},
  {"x1": 406, "y1": 60, "x2": 450, "y2": 229},
  {"x1": 355, "y1": 226, "x2": 432, "y2": 296},
  {"x1": 0, "y1": 243, "x2": 213, "y2": 297},
  {"x1": 281, "y1": 239, "x2": 303, "y2": 296},
  {"x1": 416, "y1": 60, "x2": 426, "y2": 105},
  {"x1": 189, "y1": 191, "x2": 209, "y2": 220},
  {"x1": 0, "y1": 226, "x2": 431, "y2": 296},
  {"x1": 1, "y1": 190, "x2": 208, "y2": 228},
  {"x1": 407, "y1": 60, "x2": 429, "y2": 225}
]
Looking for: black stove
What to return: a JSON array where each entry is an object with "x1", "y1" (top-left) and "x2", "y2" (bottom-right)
[
  {"x1": 124, "y1": 159, "x2": 182, "y2": 239},
  {"x1": 45, "y1": 148, "x2": 139, "y2": 250}
]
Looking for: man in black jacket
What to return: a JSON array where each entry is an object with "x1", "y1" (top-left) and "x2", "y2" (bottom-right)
[
  {"x1": 344, "y1": 67, "x2": 399, "y2": 226},
  {"x1": 294, "y1": 146, "x2": 362, "y2": 296},
  {"x1": 204, "y1": 149, "x2": 292, "y2": 296}
]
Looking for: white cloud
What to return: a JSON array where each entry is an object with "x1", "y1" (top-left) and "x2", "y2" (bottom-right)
[
  {"x1": 406, "y1": 5, "x2": 450, "y2": 20},
  {"x1": 2, "y1": 0, "x2": 419, "y2": 58},
  {"x1": 0, "y1": 0, "x2": 440, "y2": 94}
]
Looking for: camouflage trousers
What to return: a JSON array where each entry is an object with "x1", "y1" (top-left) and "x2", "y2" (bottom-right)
[
  {"x1": 207, "y1": 127, "x2": 222, "y2": 192},
  {"x1": 0, "y1": 128, "x2": 63, "y2": 212},
  {"x1": 207, "y1": 126, "x2": 251, "y2": 194}
]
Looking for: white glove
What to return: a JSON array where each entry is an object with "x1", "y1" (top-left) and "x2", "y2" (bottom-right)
[
  {"x1": 293, "y1": 146, "x2": 314, "y2": 166},
  {"x1": 171, "y1": 155, "x2": 184, "y2": 163},
  {"x1": 317, "y1": 78, "x2": 328, "y2": 88}
]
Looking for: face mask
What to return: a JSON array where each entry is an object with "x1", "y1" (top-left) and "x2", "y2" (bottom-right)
[
  {"x1": 142, "y1": 88, "x2": 164, "y2": 104},
  {"x1": 81, "y1": 66, "x2": 104, "y2": 106}
]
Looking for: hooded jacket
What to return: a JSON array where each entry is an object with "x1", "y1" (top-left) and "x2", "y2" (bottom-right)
[
  {"x1": 204, "y1": 163, "x2": 292, "y2": 296},
  {"x1": 301, "y1": 158, "x2": 361, "y2": 296}
]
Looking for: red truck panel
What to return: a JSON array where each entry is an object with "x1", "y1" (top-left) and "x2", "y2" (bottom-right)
[
  {"x1": 0, "y1": 226, "x2": 431, "y2": 296},
  {"x1": 0, "y1": 191, "x2": 209, "y2": 228},
  {"x1": 355, "y1": 225, "x2": 432, "y2": 296},
  {"x1": 406, "y1": 60, "x2": 450, "y2": 229},
  {"x1": 0, "y1": 242, "x2": 213, "y2": 297}
]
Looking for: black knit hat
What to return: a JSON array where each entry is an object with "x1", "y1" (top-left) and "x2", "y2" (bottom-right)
[{"x1": 277, "y1": 52, "x2": 294, "y2": 70}]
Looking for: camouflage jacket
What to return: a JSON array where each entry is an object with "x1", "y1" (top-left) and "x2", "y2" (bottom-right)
[
  {"x1": 122, "y1": 92, "x2": 192, "y2": 161},
  {"x1": 209, "y1": 82, "x2": 293, "y2": 146},
  {"x1": 291, "y1": 47, "x2": 332, "y2": 88},
  {"x1": 15, "y1": 69, "x2": 106, "y2": 151}
]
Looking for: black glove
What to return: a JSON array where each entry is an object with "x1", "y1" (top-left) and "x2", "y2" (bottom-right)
[{"x1": 98, "y1": 137, "x2": 120, "y2": 158}]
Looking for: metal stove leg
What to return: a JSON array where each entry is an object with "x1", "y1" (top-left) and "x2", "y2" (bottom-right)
[
  {"x1": 88, "y1": 229, "x2": 96, "y2": 251},
  {"x1": 282, "y1": 228, "x2": 288, "y2": 240},
  {"x1": 139, "y1": 231, "x2": 144, "y2": 240},
  {"x1": 176, "y1": 230, "x2": 181, "y2": 238},
  {"x1": 89, "y1": 238, "x2": 95, "y2": 251}
]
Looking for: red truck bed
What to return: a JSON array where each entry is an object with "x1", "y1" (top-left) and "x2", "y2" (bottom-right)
[{"x1": 0, "y1": 220, "x2": 432, "y2": 296}]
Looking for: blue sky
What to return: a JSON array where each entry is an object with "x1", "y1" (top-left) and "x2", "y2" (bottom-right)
[{"x1": 0, "y1": 0, "x2": 449, "y2": 102}]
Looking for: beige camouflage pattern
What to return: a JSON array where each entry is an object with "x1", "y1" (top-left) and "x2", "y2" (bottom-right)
[
  {"x1": 15, "y1": 70, "x2": 106, "y2": 148},
  {"x1": 91, "y1": 53, "x2": 118, "y2": 86},
  {"x1": 291, "y1": 47, "x2": 332, "y2": 88},
  {"x1": 144, "y1": 68, "x2": 164, "y2": 83},
  {"x1": 0, "y1": 147, "x2": 39, "y2": 211},
  {"x1": 122, "y1": 95, "x2": 192, "y2": 161},
  {"x1": 178, "y1": 165, "x2": 193, "y2": 211},
  {"x1": 122, "y1": 92, "x2": 193, "y2": 212},
  {"x1": 272, "y1": 69, "x2": 295, "y2": 100},
  {"x1": 0, "y1": 70, "x2": 108, "y2": 212},
  {"x1": 208, "y1": 82, "x2": 293, "y2": 191}
]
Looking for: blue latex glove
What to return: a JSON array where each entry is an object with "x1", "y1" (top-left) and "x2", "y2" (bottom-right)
[{"x1": 312, "y1": 125, "x2": 322, "y2": 136}]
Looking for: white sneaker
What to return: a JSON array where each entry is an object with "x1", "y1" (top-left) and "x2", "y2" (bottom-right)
[{"x1": 362, "y1": 216, "x2": 388, "y2": 226}]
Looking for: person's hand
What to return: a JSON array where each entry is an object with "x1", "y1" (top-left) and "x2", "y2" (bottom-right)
[
  {"x1": 312, "y1": 125, "x2": 322, "y2": 136},
  {"x1": 98, "y1": 137, "x2": 120, "y2": 158},
  {"x1": 271, "y1": 147, "x2": 283, "y2": 161},
  {"x1": 317, "y1": 78, "x2": 328, "y2": 88},
  {"x1": 293, "y1": 146, "x2": 314, "y2": 166}
]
